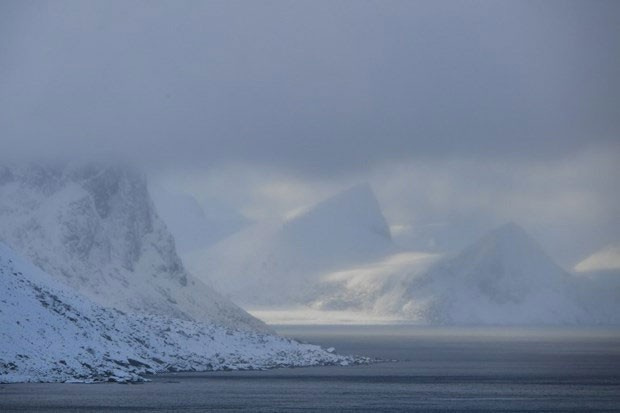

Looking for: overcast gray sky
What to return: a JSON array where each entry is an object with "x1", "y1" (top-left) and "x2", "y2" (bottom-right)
[{"x1": 1, "y1": 0, "x2": 619, "y2": 266}]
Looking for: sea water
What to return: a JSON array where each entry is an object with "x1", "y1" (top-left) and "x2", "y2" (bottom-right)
[{"x1": 1, "y1": 325, "x2": 619, "y2": 412}]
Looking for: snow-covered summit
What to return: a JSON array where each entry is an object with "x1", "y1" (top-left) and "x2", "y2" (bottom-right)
[
  {"x1": 445, "y1": 222, "x2": 568, "y2": 290},
  {"x1": 400, "y1": 223, "x2": 590, "y2": 324},
  {"x1": 186, "y1": 184, "x2": 396, "y2": 307},
  {"x1": 284, "y1": 183, "x2": 391, "y2": 240},
  {"x1": 0, "y1": 162, "x2": 266, "y2": 331},
  {"x1": 469, "y1": 222, "x2": 547, "y2": 258},
  {"x1": 278, "y1": 183, "x2": 393, "y2": 268}
]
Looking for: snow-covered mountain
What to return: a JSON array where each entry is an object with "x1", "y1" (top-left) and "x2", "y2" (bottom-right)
[
  {"x1": 398, "y1": 223, "x2": 591, "y2": 324},
  {"x1": 150, "y1": 185, "x2": 249, "y2": 253},
  {"x1": 0, "y1": 163, "x2": 264, "y2": 331},
  {"x1": 186, "y1": 183, "x2": 396, "y2": 307},
  {"x1": 312, "y1": 223, "x2": 615, "y2": 325},
  {"x1": 0, "y1": 242, "x2": 360, "y2": 383}
]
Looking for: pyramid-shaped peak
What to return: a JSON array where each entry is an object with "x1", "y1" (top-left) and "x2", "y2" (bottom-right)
[
  {"x1": 486, "y1": 223, "x2": 555, "y2": 257},
  {"x1": 304, "y1": 183, "x2": 379, "y2": 215},
  {"x1": 459, "y1": 222, "x2": 557, "y2": 272},
  {"x1": 333, "y1": 182, "x2": 375, "y2": 200},
  {"x1": 416, "y1": 221, "x2": 586, "y2": 325},
  {"x1": 475, "y1": 222, "x2": 539, "y2": 251},
  {"x1": 286, "y1": 183, "x2": 391, "y2": 240},
  {"x1": 488, "y1": 222, "x2": 531, "y2": 242}
]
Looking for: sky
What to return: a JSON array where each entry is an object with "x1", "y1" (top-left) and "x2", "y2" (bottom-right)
[{"x1": 1, "y1": 0, "x2": 619, "y2": 268}]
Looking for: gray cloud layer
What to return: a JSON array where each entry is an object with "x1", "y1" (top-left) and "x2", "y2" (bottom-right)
[
  {"x1": 2, "y1": 1, "x2": 619, "y2": 268},
  {"x1": 2, "y1": 0, "x2": 619, "y2": 173}
]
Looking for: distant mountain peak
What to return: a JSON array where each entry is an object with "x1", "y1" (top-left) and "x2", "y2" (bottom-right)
[
  {"x1": 288, "y1": 183, "x2": 391, "y2": 240},
  {"x1": 469, "y1": 222, "x2": 544, "y2": 258},
  {"x1": 403, "y1": 222, "x2": 590, "y2": 324},
  {"x1": 331, "y1": 182, "x2": 374, "y2": 201},
  {"x1": 489, "y1": 222, "x2": 529, "y2": 240},
  {"x1": 439, "y1": 222, "x2": 569, "y2": 301},
  {"x1": 189, "y1": 183, "x2": 396, "y2": 307},
  {"x1": 306, "y1": 183, "x2": 377, "y2": 213}
]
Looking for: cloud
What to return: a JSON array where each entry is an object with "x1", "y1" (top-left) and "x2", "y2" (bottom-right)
[
  {"x1": 1, "y1": 0, "x2": 619, "y2": 175},
  {"x1": 2, "y1": 0, "x2": 619, "y2": 271}
]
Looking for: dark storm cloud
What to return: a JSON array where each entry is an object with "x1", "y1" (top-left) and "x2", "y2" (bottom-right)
[{"x1": 1, "y1": 0, "x2": 619, "y2": 174}]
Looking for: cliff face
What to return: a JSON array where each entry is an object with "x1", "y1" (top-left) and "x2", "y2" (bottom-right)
[{"x1": 0, "y1": 162, "x2": 266, "y2": 331}]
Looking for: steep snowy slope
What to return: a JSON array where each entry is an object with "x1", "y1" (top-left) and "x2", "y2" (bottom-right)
[
  {"x1": 398, "y1": 223, "x2": 591, "y2": 324},
  {"x1": 150, "y1": 185, "x2": 249, "y2": 253},
  {"x1": 0, "y1": 163, "x2": 265, "y2": 331},
  {"x1": 0, "y1": 242, "x2": 359, "y2": 383},
  {"x1": 313, "y1": 223, "x2": 612, "y2": 325},
  {"x1": 186, "y1": 183, "x2": 396, "y2": 307}
]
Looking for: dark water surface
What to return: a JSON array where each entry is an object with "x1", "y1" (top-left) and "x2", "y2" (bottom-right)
[{"x1": 1, "y1": 325, "x2": 619, "y2": 412}]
